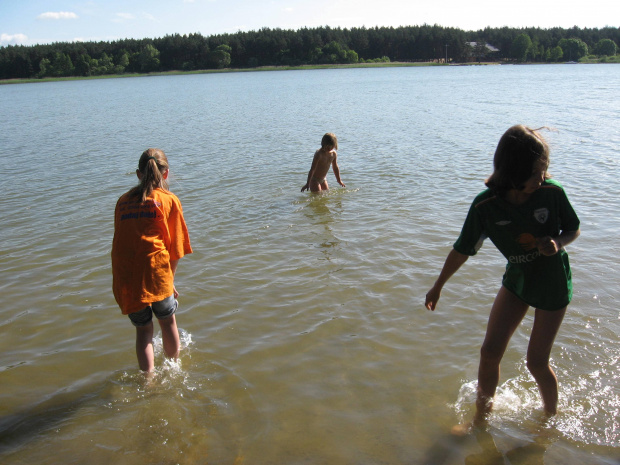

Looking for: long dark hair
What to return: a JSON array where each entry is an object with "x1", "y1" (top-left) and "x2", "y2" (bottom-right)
[{"x1": 485, "y1": 125, "x2": 550, "y2": 196}]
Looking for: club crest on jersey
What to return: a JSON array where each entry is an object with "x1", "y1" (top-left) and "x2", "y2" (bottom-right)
[{"x1": 534, "y1": 208, "x2": 549, "y2": 224}]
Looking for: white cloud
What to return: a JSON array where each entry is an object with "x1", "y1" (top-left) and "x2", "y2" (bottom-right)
[
  {"x1": 0, "y1": 33, "x2": 29, "y2": 45},
  {"x1": 114, "y1": 12, "x2": 136, "y2": 21},
  {"x1": 37, "y1": 12, "x2": 79, "y2": 20}
]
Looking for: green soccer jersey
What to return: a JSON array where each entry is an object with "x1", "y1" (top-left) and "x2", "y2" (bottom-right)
[{"x1": 454, "y1": 179, "x2": 580, "y2": 311}]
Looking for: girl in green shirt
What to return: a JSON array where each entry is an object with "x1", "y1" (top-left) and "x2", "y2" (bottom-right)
[{"x1": 425, "y1": 125, "x2": 580, "y2": 434}]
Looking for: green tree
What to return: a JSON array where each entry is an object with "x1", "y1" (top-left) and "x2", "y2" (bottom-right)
[
  {"x1": 38, "y1": 58, "x2": 51, "y2": 78},
  {"x1": 93, "y1": 52, "x2": 114, "y2": 75},
  {"x1": 74, "y1": 54, "x2": 92, "y2": 76},
  {"x1": 549, "y1": 46, "x2": 563, "y2": 62},
  {"x1": 345, "y1": 49, "x2": 359, "y2": 63},
  {"x1": 51, "y1": 52, "x2": 75, "y2": 76},
  {"x1": 309, "y1": 46, "x2": 323, "y2": 63},
  {"x1": 594, "y1": 38, "x2": 617, "y2": 56},
  {"x1": 558, "y1": 38, "x2": 588, "y2": 61},
  {"x1": 114, "y1": 51, "x2": 130, "y2": 73},
  {"x1": 138, "y1": 44, "x2": 160, "y2": 72},
  {"x1": 208, "y1": 44, "x2": 231, "y2": 68},
  {"x1": 511, "y1": 34, "x2": 532, "y2": 62}
]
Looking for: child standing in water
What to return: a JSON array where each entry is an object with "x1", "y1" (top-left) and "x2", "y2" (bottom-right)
[
  {"x1": 112, "y1": 148, "x2": 192, "y2": 373},
  {"x1": 301, "y1": 133, "x2": 346, "y2": 192},
  {"x1": 425, "y1": 126, "x2": 580, "y2": 433}
]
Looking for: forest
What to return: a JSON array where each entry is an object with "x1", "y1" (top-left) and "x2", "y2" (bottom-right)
[{"x1": 0, "y1": 24, "x2": 618, "y2": 80}]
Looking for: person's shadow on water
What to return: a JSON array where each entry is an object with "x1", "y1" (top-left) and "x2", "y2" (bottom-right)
[
  {"x1": 465, "y1": 429, "x2": 547, "y2": 465},
  {"x1": 420, "y1": 428, "x2": 548, "y2": 465}
]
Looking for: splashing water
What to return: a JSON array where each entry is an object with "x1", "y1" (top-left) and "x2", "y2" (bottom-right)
[{"x1": 451, "y1": 355, "x2": 620, "y2": 447}]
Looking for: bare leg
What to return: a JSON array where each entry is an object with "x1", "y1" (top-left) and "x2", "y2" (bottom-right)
[
  {"x1": 310, "y1": 179, "x2": 329, "y2": 193},
  {"x1": 159, "y1": 314, "x2": 180, "y2": 361},
  {"x1": 452, "y1": 286, "x2": 529, "y2": 435},
  {"x1": 476, "y1": 287, "x2": 530, "y2": 422},
  {"x1": 526, "y1": 307, "x2": 566, "y2": 415},
  {"x1": 136, "y1": 321, "x2": 155, "y2": 372}
]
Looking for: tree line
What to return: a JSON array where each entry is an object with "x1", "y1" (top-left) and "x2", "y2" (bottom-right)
[{"x1": 0, "y1": 25, "x2": 618, "y2": 80}]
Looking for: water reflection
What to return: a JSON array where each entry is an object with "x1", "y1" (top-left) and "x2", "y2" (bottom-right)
[{"x1": 304, "y1": 193, "x2": 343, "y2": 261}]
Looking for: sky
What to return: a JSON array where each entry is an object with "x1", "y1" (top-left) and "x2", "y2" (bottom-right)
[{"x1": 1, "y1": 0, "x2": 618, "y2": 47}]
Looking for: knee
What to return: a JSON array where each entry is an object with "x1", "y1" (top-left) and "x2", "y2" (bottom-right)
[
  {"x1": 158, "y1": 313, "x2": 176, "y2": 327},
  {"x1": 136, "y1": 321, "x2": 154, "y2": 335},
  {"x1": 526, "y1": 356, "x2": 551, "y2": 377},
  {"x1": 479, "y1": 342, "x2": 503, "y2": 365}
]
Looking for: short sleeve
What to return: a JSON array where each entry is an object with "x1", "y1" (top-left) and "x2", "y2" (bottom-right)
[
  {"x1": 558, "y1": 186, "x2": 580, "y2": 232},
  {"x1": 453, "y1": 199, "x2": 486, "y2": 256},
  {"x1": 167, "y1": 197, "x2": 193, "y2": 261}
]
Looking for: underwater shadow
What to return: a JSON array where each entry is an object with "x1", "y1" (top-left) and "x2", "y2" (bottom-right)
[
  {"x1": 0, "y1": 384, "x2": 104, "y2": 454},
  {"x1": 419, "y1": 427, "x2": 548, "y2": 465}
]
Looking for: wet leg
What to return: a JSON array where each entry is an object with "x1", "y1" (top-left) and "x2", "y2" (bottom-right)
[
  {"x1": 136, "y1": 321, "x2": 155, "y2": 372},
  {"x1": 452, "y1": 286, "x2": 529, "y2": 435},
  {"x1": 159, "y1": 314, "x2": 180, "y2": 361},
  {"x1": 526, "y1": 307, "x2": 566, "y2": 415},
  {"x1": 476, "y1": 287, "x2": 529, "y2": 421}
]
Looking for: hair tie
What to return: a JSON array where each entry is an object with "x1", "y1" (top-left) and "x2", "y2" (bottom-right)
[{"x1": 147, "y1": 156, "x2": 158, "y2": 163}]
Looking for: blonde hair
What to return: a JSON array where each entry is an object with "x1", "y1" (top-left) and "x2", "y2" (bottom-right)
[
  {"x1": 130, "y1": 148, "x2": 170, "y2": 202},
  {"x1": 485, "y1": 125, "x2": 550, "y2": 196},
  {"x1": 321, "y1": 133, "x2": 338, "y2": 150}
]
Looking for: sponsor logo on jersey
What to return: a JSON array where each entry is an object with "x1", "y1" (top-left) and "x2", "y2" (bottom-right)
[
  {"x1": 509, "y1": 233, "x2": 540, "y2": 264},
  {"x1": 534, "y1": 208, "x2": 549, "y2": 224}
]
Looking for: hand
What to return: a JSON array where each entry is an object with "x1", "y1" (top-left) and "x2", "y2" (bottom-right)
[
  {"x1": 536, "y1": 236, "x2": 560, "y2": 256},
  {"x1": 425, "y1": 285, "x2": 441, "y2": 311},
  {"x1": 173, "y1": 285, "x2": 179, "y2": 299},
  {"x1": 301, "y1": 183, "x2": 309, "y2": 192},
  {"x1": 338, "y1": 181, "x2": 346, "y2": 187}
]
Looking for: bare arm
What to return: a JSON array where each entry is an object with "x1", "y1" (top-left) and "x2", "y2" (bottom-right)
[
  {"x1": 332, "y1": 156, "x2": 345, "y2": 187},
  {"x1": 425, "y1": 248, "x2": 470, "y2": 311},
  {"x1": 536, "y1": 229, "x2": 581, "y2": 256}
]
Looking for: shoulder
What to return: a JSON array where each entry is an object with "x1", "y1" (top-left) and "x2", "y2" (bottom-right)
[
  {"x1": 472, "y1": 188, "x2": 496, "y2": 209},
  {"x1": 153, "y1": 188, "x2": 182, "y2": 206},
  {"x1": 537, "y1": 179, "x2": 569, "y2": 199},
  {"x1": 115, "y1": 190, "x2": 134, "y2": 207},
  {"x1": 539, "y1": 178, "x2": 564, "y2": 191}
]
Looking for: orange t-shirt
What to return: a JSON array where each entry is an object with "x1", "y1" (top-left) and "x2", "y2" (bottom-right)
[{"x1": 112, "y1": 188, "x2": 192, "y2": 315}]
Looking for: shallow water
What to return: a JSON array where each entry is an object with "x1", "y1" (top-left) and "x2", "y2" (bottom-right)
[{"x1": 0, "y1": 64, "x2": 619, "y2": 464}]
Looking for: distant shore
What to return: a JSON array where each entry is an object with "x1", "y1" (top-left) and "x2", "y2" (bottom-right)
[
  {"x1": 1, "y1": 59, "x2": 615, "y2": 85},
  {"x1": 0, "y1": 61, "x2": 481, "y2": 85}
]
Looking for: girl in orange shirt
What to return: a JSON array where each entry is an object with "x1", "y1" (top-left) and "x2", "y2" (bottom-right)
[{"x1": 112, "y1": 148, "x2": 192, "y2": 373}]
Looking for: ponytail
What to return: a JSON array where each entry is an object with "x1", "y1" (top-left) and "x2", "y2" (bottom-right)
[{"x1": 130, "y1": 148, "x2": 170, "y2": 202}]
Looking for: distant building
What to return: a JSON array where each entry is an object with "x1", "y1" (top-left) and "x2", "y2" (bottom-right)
[{"x1": 465, "y1": 42, "x2": 500, "y2": 62}]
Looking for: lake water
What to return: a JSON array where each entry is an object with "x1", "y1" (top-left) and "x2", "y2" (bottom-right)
[{"x1": 0, "y1": 64, "x2": 619, "y2": 464}]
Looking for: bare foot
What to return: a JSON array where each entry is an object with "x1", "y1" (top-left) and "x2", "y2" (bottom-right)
[
  {"x1": 451, "y1": 416, "x2": 488, "y2": 436},
  {"x1": 451, "y1": 421, "x2": 474, "y2": 436}
]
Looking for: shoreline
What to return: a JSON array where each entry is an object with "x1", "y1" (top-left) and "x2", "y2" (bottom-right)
[
  {"x1": 1, "y1": 59, "x2": 615, "y2": 85},
  {"x1": 0, "y1": 61, "x2": 488, "y2": 85}
]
